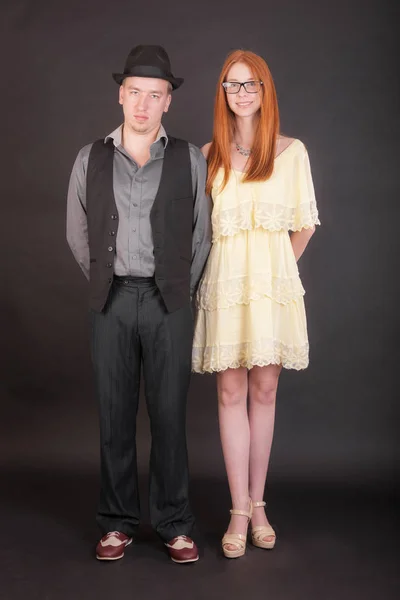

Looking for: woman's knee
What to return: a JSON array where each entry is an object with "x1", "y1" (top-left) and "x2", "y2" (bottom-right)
[
  {"x1": 217, "y1": 369, "x2": 247, "y2": 408},
  {"x1": 218, "y1": 386, "x2": 247, "y2": 408},
  {"x1": 249, "y1": 368, "x2": 281, "y2": 406}
]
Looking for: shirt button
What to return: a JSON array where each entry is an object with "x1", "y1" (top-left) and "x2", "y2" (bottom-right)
[
  {"x1": 132, "y1": 203, "x2": 138, "y2": 207},
  {"x1": 133, "y1": 255, "x2": 137, "y2": 259},
  {"x1": 132, "y1": 228, "x2": 136, "y2": 232},
  {"x1": 111, "y1": 214, "x2": 117, "y2": 220},
  {"x1": 108, "y1": 246, "x2": 113, "y2": 252}
]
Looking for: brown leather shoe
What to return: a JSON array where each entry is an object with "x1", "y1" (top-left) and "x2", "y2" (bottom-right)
[
  {"x1": 96, "y1": 531, "x2": 133, "y2": 561},
  {"x1": 165, "y1": 535, "x2": 199, "y2": 563}
]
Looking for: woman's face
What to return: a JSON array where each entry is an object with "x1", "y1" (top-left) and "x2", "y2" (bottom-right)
[{"x1": 224, "y1": 62, "x2": 262, "y2": 118}]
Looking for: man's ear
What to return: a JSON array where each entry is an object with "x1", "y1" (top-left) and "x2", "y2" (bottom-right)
[
  {"x1": 119, "y1": 84, "x2": 124, "y2": 105},
  {"x1": 164, "y1": 94, "x2": 172, "y2": 113}
]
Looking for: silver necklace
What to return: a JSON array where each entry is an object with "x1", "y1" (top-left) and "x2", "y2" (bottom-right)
[{"x1": 235, "y1": 142, "x2": 252, "y2": 157}]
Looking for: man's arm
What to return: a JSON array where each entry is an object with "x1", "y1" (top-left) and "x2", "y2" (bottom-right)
[
  {"x1": 66, "y1": 144, "x2": 92, "y2": 279},
  {"x1": 189, "y1": 145, "x2": 212, "y2": 298}
]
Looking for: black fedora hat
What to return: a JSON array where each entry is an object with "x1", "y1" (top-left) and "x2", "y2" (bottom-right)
[{"x1": 112, "y1": 45, "x2": 184, "y2": 90}]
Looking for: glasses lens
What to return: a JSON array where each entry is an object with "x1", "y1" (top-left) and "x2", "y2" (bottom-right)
[
  {"x1": 243, "y1": 81, "x2": 261, "y2": 93},
  {"x1": 223, "y1": 82, "x2": 240, "y2": 93}
]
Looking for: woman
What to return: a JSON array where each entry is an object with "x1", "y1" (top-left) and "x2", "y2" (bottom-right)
[{"x1": 192, "y1": 50, "x2": 320, "y2": 558}]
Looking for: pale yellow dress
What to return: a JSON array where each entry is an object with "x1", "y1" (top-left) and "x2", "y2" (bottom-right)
[{"x1": 192, "y1": 139, "x2": 320, "y2": 374}]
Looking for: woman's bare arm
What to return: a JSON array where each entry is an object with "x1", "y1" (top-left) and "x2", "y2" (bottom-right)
[
  {"x1": 291, "y1": 227, "x2": 315, "y2": 261},
  {"x1": 201, "y1": 142, "x2": 212, "y2": 159}
]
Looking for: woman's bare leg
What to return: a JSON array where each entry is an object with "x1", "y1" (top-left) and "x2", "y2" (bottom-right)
[
  {"x1": 248, "y1": 364, "x2": 282, "y2": 541},
  {"x1": 217, "y1": 367, "x2": 251, "y2": 550}
]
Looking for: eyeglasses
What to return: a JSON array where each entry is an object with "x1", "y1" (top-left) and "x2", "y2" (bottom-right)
[{"x1": 222, "y1": 80, "x2": 263, "y2": 94}]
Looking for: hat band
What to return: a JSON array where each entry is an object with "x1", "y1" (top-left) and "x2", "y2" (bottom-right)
[{"x1": 123, "y1": 65, "x2": 172, "y2": 80}]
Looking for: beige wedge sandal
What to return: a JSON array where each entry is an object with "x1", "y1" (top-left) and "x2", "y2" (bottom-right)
[
  {"x1": 222, "y1": 499, "x2": 253, "y2": 559},
  {"x1": 251, "y1": 501, "x2": 276, "y2": 549}
]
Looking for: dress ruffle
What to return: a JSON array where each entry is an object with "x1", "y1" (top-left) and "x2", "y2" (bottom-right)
[
  {"x1": 192, "y1": 338, "x2": 309, "y2": 373},
  {"x1": 211, "y1": 140, "x2": 320, "y2": 241},
  {"x1": 212, "y1": 197, "x2": 320, "y2": 241},
  {"x1": 196, "y1": 228, "x2": 305, "y2": 310},
  {"x1": 196, "y1": 272, "x2": 305, "y2": 310},
  {"x1": 193, "y1": 294, "x2": 310, "y2": 373}
]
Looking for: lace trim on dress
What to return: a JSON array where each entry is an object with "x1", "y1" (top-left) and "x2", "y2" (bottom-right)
[
  {"x1": 192, "y1": 338, "x2": 309, "y2": 373},
  {"x1": 196, "y1": 273, "x2": 305, "y2": 311},
  {"x1": 212, "y1": 199, "x2": 320, "y2": 241}
]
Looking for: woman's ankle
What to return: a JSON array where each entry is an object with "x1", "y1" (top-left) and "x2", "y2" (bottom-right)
[{"x1": 231, "y1": 495, "x2": 251, "y2": 510}]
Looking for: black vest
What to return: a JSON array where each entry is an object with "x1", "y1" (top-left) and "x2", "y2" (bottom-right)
[{"x1": 86, "y1": 136, "x2": 193, "y2": 313}]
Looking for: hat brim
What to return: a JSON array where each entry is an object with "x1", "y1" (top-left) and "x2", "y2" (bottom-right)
[{"x1": 112, "y1": 72, "x2": 184, "y2": 90}]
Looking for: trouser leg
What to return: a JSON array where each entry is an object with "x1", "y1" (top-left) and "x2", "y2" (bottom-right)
[
  {"x1": 90, "y1": 281, "x2": 141, "y2": 537},
  {"x1": 138, "y1": 284, "x2": 195, "y2": 541}
]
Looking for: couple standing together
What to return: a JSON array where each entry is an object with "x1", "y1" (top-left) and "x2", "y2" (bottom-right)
[{"x1": 67, "y1": 44, "x2": 320, "y2": 564}]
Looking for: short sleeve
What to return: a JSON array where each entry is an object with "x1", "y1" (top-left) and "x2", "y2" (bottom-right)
[{"x1": 292, "y1": 145, "x2": 320, "y2": 231}]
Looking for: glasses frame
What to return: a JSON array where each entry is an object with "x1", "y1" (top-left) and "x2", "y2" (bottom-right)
[{"x1": 221, "y1": 80, "x2": 264, "y2": 94}]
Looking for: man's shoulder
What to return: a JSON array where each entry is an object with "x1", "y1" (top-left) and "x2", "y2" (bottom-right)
[
  {"x1": 166, "y1": 134, "x2": 205, "y2": 167},
  {"x1": 187, "y1": 142, "x2": 206, "y2": 168},
  {"x1": 75, "y1": 142, "x2": 94, "y2": 165},
  {"x1": 188, "y1": 142, "x2": 203, "y2": 158},
  {"x1": 74, "y1": 137, "x2": 114, "y2": 171}
]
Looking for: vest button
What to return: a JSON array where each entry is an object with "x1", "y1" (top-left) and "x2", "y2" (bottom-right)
[
  {"x1": 108, "y1": 246, "x2": 113, "y2": 252},
  {"x1": 106, "y1": 263, "x2": 112, "y2": 268},
  {"x1": 108, "y1": 278, "x2": 112, "y2": 283},
  {"x1": 111, "y1": 214, "x2": 117, "y2": 220},
  {"x1": 109, "y1": 231, "x2": 116, "y2": 236}
]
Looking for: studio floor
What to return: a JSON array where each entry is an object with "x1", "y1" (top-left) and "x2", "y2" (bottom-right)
[{"x1": 1, "y1": 466, "x2": 398, "y2": 600}]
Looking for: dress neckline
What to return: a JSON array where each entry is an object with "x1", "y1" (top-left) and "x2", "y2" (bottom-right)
[{"x1": 231, "y1": 138, "x2": 299, "y2": 175}]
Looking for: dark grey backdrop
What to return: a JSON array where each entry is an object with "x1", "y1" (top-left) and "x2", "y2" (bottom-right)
[{"x1": 0, "y1": 0, "x2": 398, "y2": 486}]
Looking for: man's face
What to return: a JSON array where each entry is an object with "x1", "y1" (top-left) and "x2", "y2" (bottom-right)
[{"x1": 119, "y1": 76, "x2": 172, "y2": 134}]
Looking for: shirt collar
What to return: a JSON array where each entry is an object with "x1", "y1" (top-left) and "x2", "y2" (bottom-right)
[{"x1": 104, "y1": 124, "x2": 168, "y2": 150}]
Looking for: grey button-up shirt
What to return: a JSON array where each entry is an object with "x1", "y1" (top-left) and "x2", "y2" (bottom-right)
[{"x1": 67, "y1": 124, "x2": 212, "y2": 296}]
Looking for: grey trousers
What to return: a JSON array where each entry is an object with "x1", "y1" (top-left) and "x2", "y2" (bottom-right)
[{"x1": 90, "y1": 276, "x2": 195, "y2": 541}]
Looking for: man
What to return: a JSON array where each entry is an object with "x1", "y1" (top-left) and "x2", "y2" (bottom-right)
[{"x1": 67, "y1": 45, "x2": 211, "y2": 564}]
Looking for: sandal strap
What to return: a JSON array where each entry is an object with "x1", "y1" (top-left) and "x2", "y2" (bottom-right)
[
  {"x1": 223, "y1": 533, "x2": 247, "y2": 542},
  {"x1": 252, "y1": 525, "x2": 276, "y2": 540},
  {"x1": 252, "y1": 500, "x2": 266, "y2": 508},
  {"x1": 222, "y1": 533, "x2": 247, "y2": 549},
  {"x1": 230, "y1": 508, "x2": 251, "y2": 518},
  {"x1": 229, "y1": 499, "x2": 253, "y2": 519}
]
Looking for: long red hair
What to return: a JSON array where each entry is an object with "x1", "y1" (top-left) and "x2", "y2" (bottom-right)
[{"x1": 206, "y1": 49, "x2": 280, "y2": 195}]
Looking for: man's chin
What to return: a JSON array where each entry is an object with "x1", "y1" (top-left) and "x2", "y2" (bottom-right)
[{"x1": 127, "y1": 120, "x2": 153, "y2": 134}]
